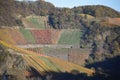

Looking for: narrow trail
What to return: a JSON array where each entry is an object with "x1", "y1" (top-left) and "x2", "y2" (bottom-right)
[{"x1": 17, "y1": 44, "x2": 72, "y2": 48}]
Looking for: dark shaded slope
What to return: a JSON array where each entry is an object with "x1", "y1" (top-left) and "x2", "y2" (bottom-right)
[{"x1": 86, "y1": 56, "x2": 120, "y2": 80}]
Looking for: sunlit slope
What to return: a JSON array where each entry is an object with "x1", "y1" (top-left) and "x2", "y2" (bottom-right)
[
  {"x1": 79, "y1": 14, "x2": 94, "y2": 19},
  {"x1": 0, "y1": 28, "x2": 26, "y2": 45},
  {"x1": 7, "y1": 29, "x2": 27, "y2": 45},
  {"x1": 0, "y1": 29, "x2": 15, "y2": 44},
  {"x1": 25, "y1": 16, "x2": 48, "y2": 29},
  {"x1": 58, "y1": 29, "x2": 82, "y2": 45},
  {"x1": 101, "y1": 18, "x2": 120, "y2": 26},
  {"x1": 51, "y1": 29, "x2": 61, "y2": 44},
  {"x1": 31, "y1": 29, "x2": 52, "y2": 44},
  {"x1": 19, "y1": 28, "x2": 36, "y2": 44},
  {"x1": 0, "y1": 40, "x2": 94, "y2": 75},
  {"x1": 0, "y1": 28, "x2": 82, "y2": 45}
]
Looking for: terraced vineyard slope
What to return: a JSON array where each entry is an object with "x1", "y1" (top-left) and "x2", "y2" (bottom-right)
[
  {"x1": 7, "y1": 29, "x2": 27, "y2": 45},
  {"x1": 0, "y1": 28, "x2": 15, "y2": 44},
  {"x1": 19, "y1": 28, "x2": 36, "y2": 44},
  {"x1": 24, "y1": 16, "x2": 49, "y2": 29},
  {"x1": 0, "y1": 40, "x2": 94, "y2": 76},
  {"x1": 58, "y1": 29, "x2": 82, "y2": 45},
  {"x1": 31, "y1": 30, "x2": 52, "y2": 44}
]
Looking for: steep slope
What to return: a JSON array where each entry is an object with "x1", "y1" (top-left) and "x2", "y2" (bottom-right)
[
  {"x1": 0, "y1": 28, "x2": 82, "y2": 45},
  {"x1": 0, "y1": 40, "x2": 94, "y2": 76},
  {"x1": 25, "y1": 16, "x2": 49, "y2": 29},
  {"x1": 58, "y1": 29, "x2": 82, "y2": 45},
  {"x1": 0, "y1": 28, "x2": 27, "y2": 45},
  {"x1": 19, "y1": 28, "x2": 36, "y2": 44},
  {"x1": 31, "y1": 29, "x2": 52, "y2": 44},
  {"x1": 7, "y1": 29, "x2": 27, "y2": 45},
  {"x1": 0, "y1": 28, "x2": 15, "y2": 44}
]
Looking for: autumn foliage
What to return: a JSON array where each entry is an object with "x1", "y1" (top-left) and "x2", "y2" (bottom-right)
[
  {"x1": 0, "y1": 40, "x2": 94, "y2": 76},
  {"x1": 31, "y1": 30, "x2": 52, "y2": 44}
]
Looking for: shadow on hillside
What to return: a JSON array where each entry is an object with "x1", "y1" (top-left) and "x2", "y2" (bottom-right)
[
  {"x1": 26, "y1": 67, "x2": 107, "y2": 80},
  {"x1": 2, "y1": 56, "x2": 120, "y2": 80},
  {"x1": 86, "y1": 56, "x2": 120, "y2": 80},
  {"x1": 27, "y1": 68, "x2": 88, "y2": 80},
  {"x1": 1, "y1": 67, "x2": 108, "y2": 80}
]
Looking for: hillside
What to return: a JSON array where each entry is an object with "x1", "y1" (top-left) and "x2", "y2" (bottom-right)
[
  {"x1": 0, "y1": 28, "x2": 81, "y2": 45},
  {"x1": 0, "y1": 0, "x2": 120, "y2": 27},
  {"x1": 0, "y1": 0, "x2": 120, "y2": 80},
  {"x1": 58, "y1": 29, "x2": 82, "y2": 45},
  {"x1": 73, "y1": 5, "x2": 120, "y2": 17},
  {"x1": 0, "y1": 40, "x2": 94, "y2": 80},
  {"x1": 48, "y1": 5, "x2": 120, "y2": 29},
  {"x1": 0, "y1": 0, "x2": 55, "y2": 27}
]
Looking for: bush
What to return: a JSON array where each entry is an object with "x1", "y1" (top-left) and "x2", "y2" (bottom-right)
[{"x1": 0, "y1": 45, "x2": 9, "y2": 65}]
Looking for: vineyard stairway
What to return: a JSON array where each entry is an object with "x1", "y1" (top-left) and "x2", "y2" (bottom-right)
[{"x1": 0, "y1": 40, "x2": 94, "y2": 76}]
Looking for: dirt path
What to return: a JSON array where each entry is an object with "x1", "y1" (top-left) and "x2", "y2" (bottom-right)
[{"x1": 17, "y1": 44, "x2": 72, "y2": 48}]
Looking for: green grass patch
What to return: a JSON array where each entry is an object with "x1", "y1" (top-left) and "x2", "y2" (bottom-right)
[
  {"x1": 19, "y1": 28, "x2": 36, "y2": 44},
  {"x1": 58, "y1": 29, "x2": 82, "y2": 45},
  {"x1": 27, "y1": 17, "x2": 45, "y2": 29},
  {"x1": 39, "y1": 56, "x2": 61, "y2": 72}
]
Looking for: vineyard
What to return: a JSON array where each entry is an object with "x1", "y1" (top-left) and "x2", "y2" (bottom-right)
[
  {"x1": 0, "y1": 28, "x2": 82, "y2": 45},
  {"x1": 8, "y1": 29, "x2": 27, "y2": 45},
  {"x1": 26, "y1": 16, "x2": 48, "y2": 29},
  {"x1": 24, "y1": 47, "x2": 91, "y2": 65},
  {"x1": 0, "y1": 28, "x2": 15, "y2": 44},
  {"x1": 26, "y1": 47, "x2": 43, "y2": 54},
  {"x1": 0, "y1": 28, "x2": 88, "y2": 66},
  {"x1": 0, "y1": 40, "x2": 94, "y2": 76},
  {"x1": 69, "y1": 49, "x2": 90, "y2": 65},
  {"x1": 19, "y1": 28, "x2": 36, "y2": 44},
  {"x1": 58, "y1": 29, "x2": 82, "y2": 45},
  {"x1": 51, "y1": 29, "x2": 61, "y2": 44},
  {"x1": 43, "y1": 47, "x2": 69, "y2": 61},
  {"x1": 31, "y1": 30, "x2": 52, "y2": 44},
  {"x1": 24, "y1": 47, "x2": 69, "y2": 61}
]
